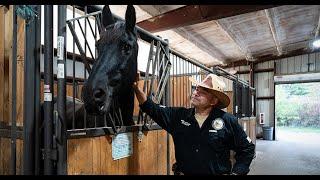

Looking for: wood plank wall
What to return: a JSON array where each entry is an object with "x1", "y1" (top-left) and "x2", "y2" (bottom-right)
[
  {"x1": 0, "y1": 6, "x2": 25, "y2": 175},
  {"x1": 170, "y1": 76, "x2": 193, "y2": 108},
  {"x1": 67, "y1": 130, "x2": 173, "y2": 175}
]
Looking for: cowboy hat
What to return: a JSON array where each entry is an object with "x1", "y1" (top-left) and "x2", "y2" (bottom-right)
[{"x1": 189, "y1": 74, "x2": 230, "y2": 109}]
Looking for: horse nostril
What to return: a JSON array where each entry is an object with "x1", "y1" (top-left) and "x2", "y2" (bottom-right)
[{"x1": 93, "y1": 88, "x2": 106, "y2": 102}]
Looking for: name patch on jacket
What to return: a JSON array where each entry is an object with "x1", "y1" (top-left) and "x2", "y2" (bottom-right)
[{"x1": 180, "y1": 120, "x2": 191, "y2": 126}]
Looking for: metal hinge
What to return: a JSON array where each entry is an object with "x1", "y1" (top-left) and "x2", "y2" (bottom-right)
[{"x1": 137, "y1": 130, "x2": 143, "y2": 142}]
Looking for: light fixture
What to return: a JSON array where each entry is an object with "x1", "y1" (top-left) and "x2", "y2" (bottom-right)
[{"x1": 312, "y1": 38, "x2": 320, "y2": 48}]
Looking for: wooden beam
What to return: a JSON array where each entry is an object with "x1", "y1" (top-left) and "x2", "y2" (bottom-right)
[
  {"x1": 220, "y1": 47, "x2": 320, "y2": 68},
  {"x1": 265, "y1": 9, "x2": 283, "y2": 56},
  {"x1": 137, "y1": 5, "x2": 278, "y2": 33},
  {"x1": 138, "y1": 5, "x2": 227, "y2": 64},
  {"x1": 274, "y1": 72, "x2": 320, "y2": 84}
]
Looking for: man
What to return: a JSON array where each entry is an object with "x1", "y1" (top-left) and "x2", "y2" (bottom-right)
[{"x1": 133, "y1": 73, "x2": 255, "y2": 175}]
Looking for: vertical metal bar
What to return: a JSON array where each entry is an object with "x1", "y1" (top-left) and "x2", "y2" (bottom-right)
[
  {"x1": 11, "y1": 5, "x2": 17, "y2": 175},
  {"x1": 94, "y1": 15, "x2": 98, "y2": 46},
  {"x1": 66, "y1": 21, "x2": 92, "y2": 73},
  {"x1": 182, "y1": 59, "x2": 185, "y2": 106},
  {"x1": 273, "y1": 61, "x2": 276, "y2": 140},
  {"x1": 175, "y1": 55, "x2": 177, "y2": 107},
  {"x1": 164, "y1": 39, "x2": 171, "y2": 175},
  {"x1": 83, "y1": 6, "x2": 87, "y2": 129},
  {"x1": 143, "y1": 40, "x2": 154, "y2": 92},
  {"x1": 72, "y1": 6, "x2": 76, "y2": 129},
  {"x1": 192, "y1": 64, "x2": 194, "y2": 101},
  {"x1": 57, "y1": 5, "x2": 67, "y2": 175},
  {"x1": 95, "y1": 13, "x2": 98, "y2": 127},
  {"x1": 43, "y1": 5, "x2": 54, "y2": 175},
  {"x1": 171, "y1": 54, "x2": 174, "y2": 106},
  {"x1": 233, "y1": 81, "x2": 236, "y2": 116},
  {"x1": 96, "y1": 13, "x2": 102, "y2": 34},
  {"x1": 249, "y1": 63, "x2": 254, "y2": 116},
  {"x1": 23, "y1": 5, "x2": 37, "y2": 175},
  {"x1": 188, "y1": 62, "x2": 190, "y2": 107},
  {"x1": 148, "y1": 41, "x2": 161, "y2": 97},
  {"x1": 178, "y1": 57, "x2": 181, "y2": 106},
  {"x1": 34, "y1": 5, "x2": 42, "y2": 175}
]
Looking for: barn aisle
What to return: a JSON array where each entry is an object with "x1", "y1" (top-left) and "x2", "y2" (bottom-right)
[{"x1": 248, "y1": 131, "x2": 320, "y2": 175}]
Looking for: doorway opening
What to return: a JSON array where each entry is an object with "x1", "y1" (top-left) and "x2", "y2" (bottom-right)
[{"x1": 275, "y1": 82, "x2": 320, "y2": 142}]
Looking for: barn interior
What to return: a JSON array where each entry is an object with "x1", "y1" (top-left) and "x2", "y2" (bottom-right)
[{"x1": 1, "y1": 5, "x2": 320, "y2": 175}]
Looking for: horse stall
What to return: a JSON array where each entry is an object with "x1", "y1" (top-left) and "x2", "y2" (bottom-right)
[{"x1": 0, "y1": 5, "x2": 256, "y2": 175}]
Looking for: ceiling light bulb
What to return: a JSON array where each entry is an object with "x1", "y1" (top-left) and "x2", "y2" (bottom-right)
[{"x1": 313, "y1": 39, "x2": 320, "y2": 48}]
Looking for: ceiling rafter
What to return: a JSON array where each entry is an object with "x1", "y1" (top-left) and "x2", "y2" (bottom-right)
[
  {"x1": 265, "y1": 9, "x2": 283, "y2": 56},
  {"x1": 138, "y1": 5, "x2": 227, "y2": 64},
  {"x1": 137, "y1": 5, "x2": 279, "y2": 33},
  {"x1": 216, "y1": 20, "x2": 254, "y2": 62}
]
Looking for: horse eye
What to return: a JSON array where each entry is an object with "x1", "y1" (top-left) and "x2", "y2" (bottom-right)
[
  {"x1": 122, "y1": 44, "x2": 131, "y2": 53},
  {"x1": 109, "y1": 79, "x2": 118, "y2": 87}
]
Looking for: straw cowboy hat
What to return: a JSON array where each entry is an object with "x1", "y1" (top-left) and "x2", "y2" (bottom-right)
[{"x1": 189, "y1": 74, "x2": 230, "y2": 109}]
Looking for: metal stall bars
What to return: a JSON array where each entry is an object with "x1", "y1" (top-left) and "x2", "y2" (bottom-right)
[
  {"x1": 64, "y1": 6, "x2": 171, "y2": 136},
  {"x1": 56, "y1": 5, "x2": 67, "y2": 175},
  {"x1": 43, "y1": 5, "x2": 54, "y2": 175},
  {"x1": 137, "y1": 38, "x2": 172, "y2": 130},
  {"x1": 20, "y1": 5, "x2": 41, "y2": 175},
  {"x1": 65, "y1": 9, "x2": 127, "y2": 135},
  {"x1": 168, "y1": 50, "x2": 255, "y2": 115}
]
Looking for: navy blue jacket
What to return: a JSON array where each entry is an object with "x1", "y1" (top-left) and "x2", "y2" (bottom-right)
[{"x1": 140, "y1": 97, "x2": 255, "y2": 175}]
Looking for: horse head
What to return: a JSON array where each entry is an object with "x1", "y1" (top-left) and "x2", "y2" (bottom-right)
[{"x1": 82, "y1": 5, "x2": 138, "y2": 126}]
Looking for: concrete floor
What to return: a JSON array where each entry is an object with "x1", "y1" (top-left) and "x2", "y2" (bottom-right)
[{"x1": 248, "y1": 130, "x2": 320, "y2": 175}]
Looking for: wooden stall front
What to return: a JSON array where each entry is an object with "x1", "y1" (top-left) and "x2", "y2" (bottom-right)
[
  {"x1": 66, "y1": 79, "x2": 176, "y2": 175},
  {"x1": 0, "y1": 6, "x2": 25, "y2": 175}
]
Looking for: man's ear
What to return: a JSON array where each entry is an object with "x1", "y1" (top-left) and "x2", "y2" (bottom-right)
[{"x1": 210, "y1": 97, "x2": 219, "y2": 106}]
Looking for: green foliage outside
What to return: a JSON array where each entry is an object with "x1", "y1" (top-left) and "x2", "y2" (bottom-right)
[{"x1": 275, "y1": 82, "x2": 320, "y2": 128}]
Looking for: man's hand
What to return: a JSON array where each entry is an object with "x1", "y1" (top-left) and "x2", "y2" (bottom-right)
[{"x1": 133, "y1": 72, "x2": 147, "y2": 105}]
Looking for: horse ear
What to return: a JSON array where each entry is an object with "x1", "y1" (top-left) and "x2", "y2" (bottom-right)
[
  {"x1": 102, "y1": 5, "x2": 115, "y2": 28},
  {"x1": 125, "y1": 5, "x2": 136, "y2": 33}
]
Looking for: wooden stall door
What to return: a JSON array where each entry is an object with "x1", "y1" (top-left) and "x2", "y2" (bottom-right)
[{"x1": 67, "y1": 129, "x2": 174, "y2": 175}]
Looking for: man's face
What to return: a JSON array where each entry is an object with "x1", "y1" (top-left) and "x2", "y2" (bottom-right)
[{"x1": 191, "y1": 86, "x2": 218, "y2": 109}]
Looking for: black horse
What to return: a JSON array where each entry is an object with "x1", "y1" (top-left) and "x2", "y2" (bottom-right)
[{"x1": 81, "y1": 5, "x2": 138, "y2": 127}]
